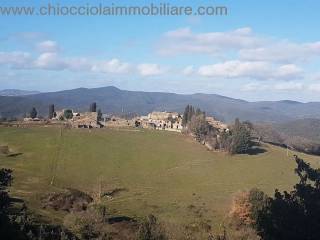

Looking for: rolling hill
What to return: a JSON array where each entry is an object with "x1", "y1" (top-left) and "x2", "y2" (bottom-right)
[
  {"x1": 1, "y1": 86, "x2": 320, "y2": 123},
  {"x1": 0, "y1": 89, "x2": 40, "y2": 96},
  {"x1": 1, "y1": 127, "x2": 320, "y2": 234},
  {"x1": 253, "y1": 119, "x2": 320, "y2": 155},
  {"x1": 274, "y1": 118, "x2": 320, "y2": 143}
]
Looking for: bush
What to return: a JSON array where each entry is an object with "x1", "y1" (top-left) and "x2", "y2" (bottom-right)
[
  {"x1": 189, "y1": 114, "x2": 209, "y2": 141},
  {"x1": 229, "y1": 191, "x2": 254, "y2": 226},
  {"x1": 42, "y1": 188, "x2": 93, "y2": 212},
  {"x1": 219, "y1": 119, "x2": 253, "y2": 154},
  {"x1": 230, "y1": 119, "x2": 252, "y2": 154},
  {"x1": 255, "y1": 156, "x2": 320, "y2": 240},
  {"x1": 64, "y1": 204, "x2": 109, "y2": 239},
  {"x1": 64, "y1": 109, "x2": 73, "y2": 120},
  {"x1": 248, "y1": 188, "x2": 268, "y2": 227},
  {"x1": 228, "y1": 189, "x2": 265, "y2": 240},
  {"x1": 137, "y1": 215, "x2": 168, "y2": 240}
]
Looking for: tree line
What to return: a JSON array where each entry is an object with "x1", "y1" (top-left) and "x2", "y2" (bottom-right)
[
  {"x1": 182, "y1": 105, "x2": 253, "y2": 154},
  {"x1": 25, "y1": 102, "x2": 102, "y2": 121}
]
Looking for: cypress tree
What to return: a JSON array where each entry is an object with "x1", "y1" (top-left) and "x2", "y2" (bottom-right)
[
  {"x1": 48, "y1": 104, "x2": 55, "y2": 119},
  {"x1": 196, "y1": 108, "x2": 202, "y2": 116},
  {"x1": 30, "y1": 107, "x2": 37, "y2": 119},
  {"x1": 182, "y1": 105, "x2": 190, "y2": 126},
  {"x1": 188, "y1": 105, "x2": 195, "y2": 122},
  {"x1": 90, "y1": 102, "x2": 97, "y2": 112},
  {"x1": 97, "y1": 109, "x2": 102, "y2": 121}
]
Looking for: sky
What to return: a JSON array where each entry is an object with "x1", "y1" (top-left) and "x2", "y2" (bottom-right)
[{"x1": 1, "y1": 0, "x2": 320, "y2": 102}]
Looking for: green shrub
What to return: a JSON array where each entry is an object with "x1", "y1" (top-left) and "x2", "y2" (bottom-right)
[
  {"x1": 137, "y1": 215, "x2": 168, "y2": 240},
  {"x1": 63, "y1": 109, "x2": 73, "y2": 119}
]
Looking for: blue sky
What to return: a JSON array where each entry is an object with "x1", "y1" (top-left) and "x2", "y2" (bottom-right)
[{"x1": 1, "y1": 0, "x2": 320, "y2": 101}]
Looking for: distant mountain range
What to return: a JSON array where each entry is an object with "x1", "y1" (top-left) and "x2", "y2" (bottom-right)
[
  {"x1": 0, "y1": 89, "x2": 41, "y2": 96},
  {"x1": 1, "y1": 86, "x2": 320, "y2": 123}
]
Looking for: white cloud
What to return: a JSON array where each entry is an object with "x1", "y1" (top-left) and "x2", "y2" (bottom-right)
[
  {"x1": 0, "y1": 50, "x2": 131, "y2": 74},
  {"x1": 66, "y1": 58, "x2": 92, "y2": 72},
  {"x1": 273, "y1": 64, "x2": 303, "y2": 80},
  {"x1": 92, "y1": 58, "x2": 130, "y2": 74},
  {"x1": 34, "y1": 52, "x2": 67, "y2": 70},
  {"x1": 198, "y1": 61, "x2": 269, "y2": 79},
  {"x1": 198, "y1": 61, "x2": 303, "y2": 80},
  {"x1": 308, "y1": 83, "x2": 320, "y2": 92},
  {"x1": 11, "y1": 32, "x2": 47, "y2": 42},
  {"x1": 239, "y1": 41, "x2": 320, "y2": 63},
  {"x1": 182, "y1": 65, "x2": 194, "y2": 76},
  {"x1": 37, "y1": 40, "x2": 59, "y2": 52},
  {"x1": 242, "y1": 81, "x2": 304, "y2": 92},
  {"x1": 0, "y1": 49, "x2": 165, "y2": 78},
  {"x1": 0, "y1": 51, "x2": 31, "y2": 67},
  {"x1": 158, "y1": 27, "x2": 320, "y2": 64},
  {"x1": 273, "y1": 82, "x2": 304, "y2": 91},
  {"x1": 158, "y1": 27, "x2": 264, "y2": 56},
  {"x1": 137, "y1": 63, "x2": 164, "y2": 76},
  {"x1": 241, "y1": 82, "x2": 268, "y2": 91},
  {"x1": 165, "y1": 27, "x2": 193, "y2": 38}
]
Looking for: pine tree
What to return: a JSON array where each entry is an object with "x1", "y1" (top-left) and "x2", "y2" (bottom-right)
[{"x1": 30, "y1": 107, "x2": 37, "y2": 119}]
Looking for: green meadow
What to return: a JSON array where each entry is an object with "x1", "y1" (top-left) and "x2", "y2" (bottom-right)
[{"x1": 1, "y1": 126, "x2": 320, "y2": 229}]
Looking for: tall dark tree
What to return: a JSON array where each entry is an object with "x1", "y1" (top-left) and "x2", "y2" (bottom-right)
[
  {"x1": 97, "y1": 109, "x2": 102, "y2": 121},
  {"x1": 29, "y1": 107, "x2": 37, "y2": 119},
  {"x1": 230, "y1": 119, "x2": 252, "y2": 154},
  {"x1": 182, "y1": 105, "x2": 190, "y2": 126},
  {"x1": 195, "y1": 108, "x2": 202, "y2": 116},
  {"x1": 255, "y1": 155, "x2": 320, "y2": 240},
  {"x1": 48, "y1": 104, "x2": 55, "y2": 119},
  {"x1": 188, "y1": 106, "x2": 195, "y2": 122},
  {"x1": 90, "y1": 102, "x2": 97, "y2": 112},
  {"x1": 234, "y1": 118, "x2": 241, "y2": 130}
]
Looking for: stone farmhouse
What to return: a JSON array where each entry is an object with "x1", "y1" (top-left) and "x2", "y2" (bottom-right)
[
  {"x1": 52, "y1": 109, "x2": 102, "y2": 128},
  {"x1": 138, "y1": 111, "x2": 183, "y2": 132},
  {"x1": 71, "y1": 112, "x2": 102, "y2": 128},
  {"x1": 101, "y1": 115, "x2": 133, "y2": 128},
  {"x1": 206, "y1": 116, "x2": 228, "y2": 132}
]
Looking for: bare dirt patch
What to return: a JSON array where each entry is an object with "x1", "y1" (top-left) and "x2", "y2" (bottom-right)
[
  {"x1": 42, "y1": 188, "x2": 93, "y2": 212},
  {"x1": 0, "y1": 145, "x2": 9, "y2": 154},
  {"x1": 0, "y1": 145, "x2": 23, "y2": 157}
]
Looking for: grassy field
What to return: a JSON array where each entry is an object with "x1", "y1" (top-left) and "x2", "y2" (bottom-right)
[{"x1": 1, "y1": 126, "x2": 320, "y2": 231}]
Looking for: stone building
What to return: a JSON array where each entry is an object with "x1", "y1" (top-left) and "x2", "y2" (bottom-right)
[
  {"x1": 102, "y1": 115, "x2": 134, "y2": 128},
  {"x1": 71, "y1": 112, "x2": 102, "y2": 128},
  {"x1": 139, "y1": 111, "x2": 183, "y2": 132},
  {"x1": 206, "y1": 116, "x2": 228, "y2": 132}
]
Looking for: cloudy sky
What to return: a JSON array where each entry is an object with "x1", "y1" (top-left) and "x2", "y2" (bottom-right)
[{"x1": 1, "y1": 0, "x2": 320, "y2": 102}]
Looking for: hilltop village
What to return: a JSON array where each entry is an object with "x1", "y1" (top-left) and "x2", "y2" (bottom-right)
[
  {"x1": 23, "y1": 103, "x2": 228, "y2": 133},
  {"x1": 18, "y1": 103, "x2": 239, "y2": 153}
]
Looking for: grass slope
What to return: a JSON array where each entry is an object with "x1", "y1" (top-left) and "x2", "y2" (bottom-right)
[{"x1": 1, "y1": 127, "x2": 320, "y2": 229}]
